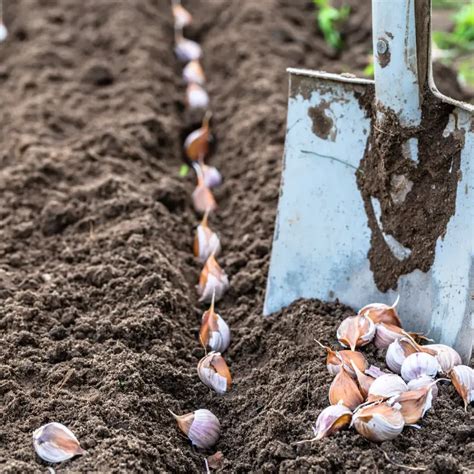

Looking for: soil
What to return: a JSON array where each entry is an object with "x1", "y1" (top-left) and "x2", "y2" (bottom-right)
[{"x1": 0, "y1": 1, "x2": 472, "y2": 473}]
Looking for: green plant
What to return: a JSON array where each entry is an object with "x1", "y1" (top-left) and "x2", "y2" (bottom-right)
[
  {"x1": 433, "y1": 4, "x2": 474, "y2": 51},
  {"x1": 313, "y1": 0, "x2": 350, "y2": 50},
  {"x1": 363, "y1": 56, "x2": 374, "y2": 77}
]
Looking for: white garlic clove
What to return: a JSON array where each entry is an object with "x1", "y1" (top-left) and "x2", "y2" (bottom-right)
[
  {"x1": 186, "y1": 83, "x2": 209, "y2": 110},
  {"x1": 170, "y1": 409, "x2": 221, "y2": 449},
  {"x1": 367, "y1": 374, "x2": 408, "y2": 402},
  {"x1": 197, "y1": 351, "x2": 232, "y2": 394},
  {"x1": 328, "y1": 366, "x2": 364, "y2": 410},
  {"x1": 172, "y1": 3, "x2": 193, "y2": 28},
  {"x1": 359, "y1": 296, "x2": 402, "y2": 327},
  {"x1": 199, "y1": 293, "x2": 231, "y2": 353},
  {"x1": 336, "y1": 314, "x2": 375, "y2": 351},
  {"x1": 312, "y1": 404, "x2": 352, "y2": 440},
  {"x1": 0, "y1": 23, "x2": 7, "y2": 42},
  {"x1": 33, "y1": 422, "x2": 85, "y2": 463},
  {"x1": 423, "y1": 344, "x2": 462, "y2": 374},
  {"x1": 407, "y1": 375, "x2": 439, "y2": 400},
  {"x1": 183, "y1": 59, "x2": 206, "y2": 85},
  {"x1": 352, "y1": 402, "x2": 404, "y2": 442},
  {"x1": 202, "y1": 164, "x2": 222, "y2": 189},
  {"x1": 400, "y1": 352, "x2": 440, "y2": 382},
  {"x1": 197, "y1": 255, "x2": 229, "y2": 303},
  {"x1": 374, "y1": 322, "x2": 406, "y2": 349},
  {"x1": 194, "y1": 212, "x2": 221, "y2": 263},
  {"x1": 192, "y1": 163, "x2": 217, "y2": 215},
  {"x1": 449, "y1": 365, "x2": 474, "y2": 410},
  {"x1": 385, "y1": 337, "x2": 419, "y2": 374},
  {"x1": 175, "y1": 37, "x2": 202, "y2": 62}
]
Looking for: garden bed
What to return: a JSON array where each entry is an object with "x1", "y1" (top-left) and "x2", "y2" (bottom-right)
[{"x1": 0, "y1": 0, "x2": 471, "y2": 472}]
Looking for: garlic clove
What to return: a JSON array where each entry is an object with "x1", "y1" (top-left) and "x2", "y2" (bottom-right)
[
  {"x1": 201, "y1": 164, "x2": 222, "y2": 189},
  {"x1": 328, "y1": 366, "x2": 364, "y2": 410},
  {"x1": 400, "y1": 352, "x2": 440, "y2": 382},
  {"x1": 183, "y1": 59, "x2": 206, "y2": 85},
  {"x1": 32, "y1": 422, "x2": 85, "y2": 463},
  {"x1": 336, "y1": 314, "x2": 375, "y2": 351},
  {"x1": 365, "y1": 365, "x2": 387, "y2": 379},
  {"x1": 423, "y1": 344, "x2": 462, "y2": 374},
  {"x1": 175, "y1": 37, "x2": 202, "y2": 62},
  {"x1": 192, "y1": 165, "x2": 217, "y2": 215},
  {"x1": 186, "y1": 83, "x2": 209, "y2": 110},
  {"x1": 170, "y1": 409, "x2": 221, "y2": 449},
  {"x1": 313, "y1": 404, "x2": 352, "y2": 440},
  {"x1": 392, "y1": 384, "x2": 435, "y2": 424},
  {"x1": 449, "y1": 365, "x2": 474, "y2": 410},
  {"x1": 0, "y1": 23, "x2": 7, "y2": 42},
  {"x1": 197, "y1": 255, "x2": 229, "y2": 303},
  {"x1": 367, "y1": 374, "x2": 408, "y2": 402},
  {"x1": 359, "y1": 296, "x2": 402, "y2": 327},
  {"x1": 199, "y1": 293, "x2": 231, "y2": 352},
  {"x1": 374, "y1": 322, "x2": 406, "y2": 349},
  {"x1": 194, "y1": 211, "x2": 221, "y2": 263},
  {"x1": 184, "y1": 112, "x2": 211, "y2": 162},
  {"x1": 352, "y1": 402, "x2": 404, "y2": 442},
  {"x1": 172, "y1": 3, "x2": 193, "y2": 28},
  {"x1": 407, "y1": 375, "x2": 439, "y2": 400},
  {"x1": 385, "y1": 336, "x2": 420, "y2": 374},
  {"x1": 351, "y1": 361, "x2": 375, "y2": 398},
  {"x1": 197, "y1": 351, "x2": 232, "y2": 394},
  {"x1": 316, "y1": 340, "x2": 368, "y2": 378}
]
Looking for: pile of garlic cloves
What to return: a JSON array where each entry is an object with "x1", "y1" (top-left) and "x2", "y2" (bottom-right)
[
  {"x1": 169, "y1": 0, "x2": 232, "y2": 459},
  {"x1": 311, "y1": 298, "x2": 473, "y2": 443}
]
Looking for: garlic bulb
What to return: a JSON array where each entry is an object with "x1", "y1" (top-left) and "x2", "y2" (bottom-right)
[
  {"x1": 374, "y1": 322, "x2": 406, "y2": 349},
  {"x1": 202, "y1": 164, "x2": 222, "y2": 189},
  {"x1": 172, "y1": 2, "x2": 192, "y2": 28},
  {"x1": 186, "y1": 83, "x2": 209, "y2": 110},
  {"x1": 328, "y1": 366, "x2": 364, "y2": 410},
  {"x1": 336, "y1": 314, "x2": 375, "y2": 351},
  {"x1": 184, "y1": 113, "x2": 211, "y2": 162},
  {"x1": 192, "y1": 165, "x2": 217, "y2": 215},
  {"x1": 351, "y1": 361, "x2": 375, "y2": 398},
  {"x1": 175, "y1": 37, "x2": 202, "y2": 62},
  {"x1": 423, "y1": 344, "x2": 462, "y2": 374},
  {"x1": 197, "y1": 255, "x2": 229, "y2": 303},
  {"x1": 197, "y1": 352, "x2": 232, "y2": 394},
  {"x1": 367, "y1": 374, "x2": 408, "y2": 402},
  {"x1": 199, "y1": 294, "x2": 231, "y2": 352},
  {"x1": 317, "y1": 341, "x2": 368, "y2": 378},
  {"x1": 183, "y1": 59, "x2": 206, "y2": 85},
  {"x1": 170, "y1": 409, "x2": 220, "y2": 449},
  {"x1": 407, "y1": 375, "x2": 439, "y2": 400},
  {"x1": 312, "y1": 404, "x2": 352, "y2": 440},
  {"x1": 194, "y1": 211, "x2": 221, "y2": 263},
  {"x1": 385, "y1": 337, "x2": 419, "y2": 373},
  {"x1": 33, "y1": 422, "x2": 85, "y2": 463},
  {"x1": 449, "y1": 365, "x2": 474, "y2": 410},
  {"x1": 352, "y1": 402, "x2": 404, "y2": 442},
  {"x1": 392, "y1": 385, "x2": 434, "y2": 424},
  {"x1": 359, "y1": 296, "x2": 401, "y2": 327},
  {"x1": 400, "y1": 352, "x2": 440, "y2": 382}
]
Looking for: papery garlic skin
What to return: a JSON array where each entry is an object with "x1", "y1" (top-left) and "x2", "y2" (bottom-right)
[
  {"x1": 352, "y1": 402, "x2": 404, "y2": 442},
  {"x1": 328, "y1": 366, "x2": 364, "y2": 410},
  {"x1": 175, "y1": 38, "x2": 202, "y2": 62},
  {"x1": 194, "y1": 214, "x2": 221, "y2": 263},
  {"x1": 407, "y1": 375, "x2": 439, "y2": 400},
  {"x1": 198, "y1": 255, "x2": 229, "y2": 303},
  {"x1": 401, "y1": 352, "x2": 440, "y2": 382},
  {"x1": 33, "y1": 422, "x2": 85, "y2": 463},
  {"x1": 359, "y1": 296, "x2": 401, "y2": 327},
  {"x1": 313, "y1": 404, "x2": 352, "y2": 440},
  {"x1": 392, "y1": 385, "x2": 434, "y2": 424},
  {"x1": 351, "y1": 361, "x2": 374, "y2": 398},
  {"x1": 367, "y1": 374, "x2": 408, "y2": 402},
  {"x1": 449, "y1": 365, "x2": 474, "y2": 410},
  {"x1": 199, "y1": 297, "x2": 231, "y2": 353},
  {"x1": 322, "y1": 345, "x2": 368, "y2": 378},
  {"x1": 336, "y1": 314, "x2": 375, "y2": 351},
  {"x1": 374, "y1": 322, "x2": 405, "y2": 349},
  {"x1": 197, "y1": 352, "x2": 232, "y2": 394},
  {"x1": 171, "y1": 409, "x2": 221, "y2": 449},
  {"x1": 423, "y1": 344, "x2": 462, "y2": 374},
  {"x1": 186, "y1": 83, "x2": 209, "y2": 110},
  {"x1": 183, "y1": 60, "x2": 206, "y2": 85}
]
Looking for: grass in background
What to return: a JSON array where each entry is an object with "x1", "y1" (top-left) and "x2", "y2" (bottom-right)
[{"x1": 313, "y1": 0, "x2": 350, "y2": 51}]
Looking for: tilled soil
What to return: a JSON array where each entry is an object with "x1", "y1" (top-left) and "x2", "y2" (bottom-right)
[{"x1": 0, "y1": 0, "x2": 472, "y2": 473}]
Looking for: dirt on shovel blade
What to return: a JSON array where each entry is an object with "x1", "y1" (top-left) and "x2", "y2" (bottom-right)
[{"x1": 0, "y1": 0, "x2": 472, "y2": 472}]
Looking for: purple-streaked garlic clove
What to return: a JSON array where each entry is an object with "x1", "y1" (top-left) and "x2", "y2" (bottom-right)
[
  {"x1": 449, "y1": 365, "x2": 474, "y2": 410},
  {"x1": 336, "y1": 314, "x2": 375, "y2": 351},
  {"x1": 359, "y1": 296, "x2": 401, "y2": 327},
  {"x1": 197, "y1": 351, "x2": 232, "y2": 394},
  {"x1": 400, "y1": 352, "x2": 440, "y2": 382},
  {"x1": 175, "y1": 37, "x2": 202, "y2": 62},
  {"x1": 312, "y1": 404, "x2": 352, "y2": 440},
  {"x1": 183, "y1": 59, "x2": 206, "y2": 85},
  {"x1": 186, "y1": 83, "x2": 209, "y2": 109},
  {"x1": 199, "y1": 292, "x2": 231, "y2": 353},
  {"x1": 423, "y1": 344, "x2": 462, "y2": 374},
  {"x1": 197, "y1": 255, "x2": 229, "y2": 303},
  {"x1": 170, "y1": 409, "x2": 220, "y2": 449}
]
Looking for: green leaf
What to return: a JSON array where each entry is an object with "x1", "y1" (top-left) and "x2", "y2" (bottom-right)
[{"x1": 179, "y1": 164, "x2": 190, "y2": 177}]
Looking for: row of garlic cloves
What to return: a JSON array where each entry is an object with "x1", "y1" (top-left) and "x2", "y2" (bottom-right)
[{"x1": 169, "y1": 1, "x2": 232, "y2": 454}]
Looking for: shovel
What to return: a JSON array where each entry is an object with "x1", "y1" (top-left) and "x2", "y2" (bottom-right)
[{"x1": 264, "y1": 0, "x2": 473, "y2": 362}]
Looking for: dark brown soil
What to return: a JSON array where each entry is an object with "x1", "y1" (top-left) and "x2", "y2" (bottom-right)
[{"x1": 0, "y1": 1, "x2": 472, "y2": 473}]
